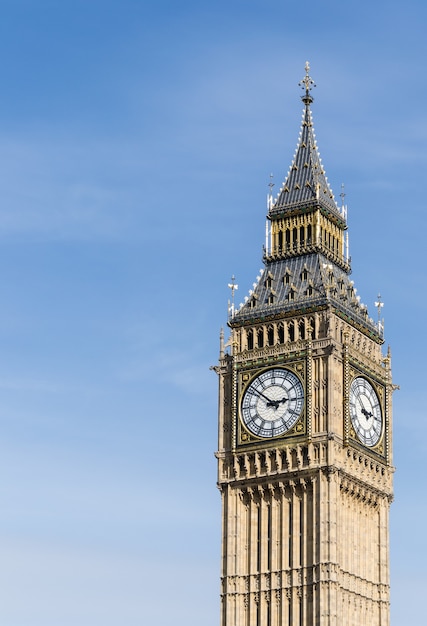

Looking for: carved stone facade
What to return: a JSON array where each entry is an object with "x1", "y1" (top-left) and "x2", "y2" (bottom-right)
[{"x1": 216, "y1": 310, "x2": 393, "y2": 626}]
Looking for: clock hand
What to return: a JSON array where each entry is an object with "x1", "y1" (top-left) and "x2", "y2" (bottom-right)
[
  {"x1": 252, "y1": 387, "x2": 289, "y2": 410},
  {"x1": 266, "y1": 396, "x2": 288, "y2": 409},
  {"x1": 361, "y1": 407, "x2": 373, "y2": 419},
  {"x1": 252, "y1": 387, "x2": 275, "y2": 404}
]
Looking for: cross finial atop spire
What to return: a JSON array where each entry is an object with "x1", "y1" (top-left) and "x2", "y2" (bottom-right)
[{"x1": 299, "y1": 61, "x2": 316, "y2": 105}]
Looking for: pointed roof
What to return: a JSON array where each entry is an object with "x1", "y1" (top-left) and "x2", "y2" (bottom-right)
[
  {"x1": 270, "y1": 63, "x2": 340, "y2": 218},
  {"x1": 229, "y1": 64, "x2": 382, "y2": 342},
  {"x1": 230, "y1": 253, "x2": 381, "y2": 342}
]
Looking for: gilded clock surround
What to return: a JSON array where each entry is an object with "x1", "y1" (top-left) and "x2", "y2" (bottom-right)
[
  {"x1": 349, "y1": 376, "x2": 384, "y2": 446},
  {"x1": 343, "y1": 344, "x2": 389, "y2": 461},
  {"x1": 238, "y1": 362, "x2": 307, "y2": 446},
  {"x1": 214, "y1": 65, "x2": 394, "y2": 626}
]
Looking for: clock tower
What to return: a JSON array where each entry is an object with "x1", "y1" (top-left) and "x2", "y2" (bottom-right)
[{"x1": 215, "y1": 64, "x2": 394, "y2": 626}]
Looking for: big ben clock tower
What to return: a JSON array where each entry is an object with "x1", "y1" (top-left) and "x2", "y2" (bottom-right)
[{"x1": 215, "y1": 64, "x2": 394, "y2": 626}]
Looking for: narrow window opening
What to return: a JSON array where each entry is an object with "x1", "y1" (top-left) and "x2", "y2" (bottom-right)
[
  {"x1": 247, "y1": 329, "x2": 254, "y2": 350},
  {"x1": 293, "y1": 228, "x2": 298, "y2": 249},
  {"x1": 299, "y1": 497, "x2": 304, "y2": 567}
]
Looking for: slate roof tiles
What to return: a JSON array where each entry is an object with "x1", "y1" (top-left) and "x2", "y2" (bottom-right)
[{"x1": 270, "y1": 100, "x2": 340, "y2": 217}]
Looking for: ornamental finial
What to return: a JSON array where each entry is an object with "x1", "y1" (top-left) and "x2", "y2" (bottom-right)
[
  {"x1": 227, "y1": 275, "x2": 238, "y2": 319},
  {"x1": 299, "y1": 61, "x2": 316, "y2": 104}
]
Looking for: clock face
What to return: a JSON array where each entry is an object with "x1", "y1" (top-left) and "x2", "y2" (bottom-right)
[
  {"x1": 241, "y1": 368, "x2": 304, "y2": 438},
  {"x1": 349, "y1": 377, "x2": 382, "y2": 447}
]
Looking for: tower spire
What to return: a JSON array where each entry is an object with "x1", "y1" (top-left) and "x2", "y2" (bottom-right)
[
  {"x1": 233, "y1": 65, "x2": 378, "y2": 338},
  {"x1": 270, "y1": 62, "x2": 340, "y2": 219}
]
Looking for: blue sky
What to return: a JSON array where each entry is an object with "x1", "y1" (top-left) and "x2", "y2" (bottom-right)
[{"x1": 0, "y1": 1, "x2": 425, "y2": 624}]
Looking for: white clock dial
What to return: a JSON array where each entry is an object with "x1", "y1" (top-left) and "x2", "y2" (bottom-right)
[
  {"x1": 349, "y1": 377, "x2": 382, "y2": 447},
  {"x1": 241, "y1": 368, "x2": 304, "y2": 438}
]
